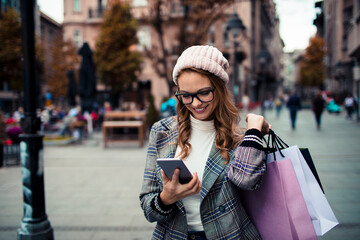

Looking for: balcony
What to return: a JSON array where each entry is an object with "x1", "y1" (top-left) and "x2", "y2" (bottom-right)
[{"x1": 88, "y1": 7, "x2": 105, "y2": 19}]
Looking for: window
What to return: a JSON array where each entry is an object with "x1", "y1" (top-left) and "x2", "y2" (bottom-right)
[
  {"x1": 73, "y1": 0, "x2": 81, "y2": 12},
  {"x1": 223, "y1": 25, "x2": 230, "y2": 48},
  {"x1": 357, "y1": 0, "x2": 360, "y2": 24},
  {"x1": 208, "y1": 25, "x2": 215, "y2": 46},
  {"x1": 74, "y1": 29, "x2": 82, "y2": 48},
  {"x1": 133, "y1": 0, "x2": 147, "y2": 7},
  {"x1": 49, "y1": 28, "x2": 53, "y2": 42},
  {"x1": 137, "y1": 26, "x2": 151, "y2": 51}
]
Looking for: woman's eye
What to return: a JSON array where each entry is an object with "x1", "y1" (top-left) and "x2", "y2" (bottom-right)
[
  {"x1": 182, "y1": 95, "x2": 192, "y2": 99},
  {"x1": 198, "y1": 91, "x2": 211, "y2": 96}
]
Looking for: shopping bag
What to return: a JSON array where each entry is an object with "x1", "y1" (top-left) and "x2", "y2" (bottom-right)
[
  {"x1": 268, "y1": 131, "x2": 339, "y2": 236},
  {"x1": 241, "y1": 149, "x2": 317, "y2": 239},
  {"x1": 276, "y1": 146, "x2": 339, "y2": 236},
  {"x1": 271, "y1": 131, "x2": 324, "y2": 192},
  {"x1": 300, "y1": 148, "x2": 324, "y2": 193}
]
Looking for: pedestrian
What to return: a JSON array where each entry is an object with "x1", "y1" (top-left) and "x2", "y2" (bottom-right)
[
  {"x1": 286, "y1": 91, "x2": 302, "y2": 130},
  {"x1": 344, "y1": 94, "x2": 355, "y2": 119},
  {"x1": 312, "y1": 92, "x2": 325, "y2": 130},
  {"x1": 0, "y1": 111, "x2": 7, "y2": 168},
  {"x1": 274, "y1": 95, "x2": 284, "y2": 119},
  {"x1": 139, "y1": 45, "x2": 271, "y2": 240}
]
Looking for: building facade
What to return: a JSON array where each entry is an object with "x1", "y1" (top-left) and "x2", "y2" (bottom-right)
[
  {"x1": 314, "y1": 0, "x2": 360, "y2": 98},
  {"x1": 62, "y1": 0, "x2": 283, "y2": 109},
  {"x1": 40, "y1": 12, "x2": 63, "y2": 93},
  {"x1": 0, "y1": 1, "x2": 62, "y2": 112}
]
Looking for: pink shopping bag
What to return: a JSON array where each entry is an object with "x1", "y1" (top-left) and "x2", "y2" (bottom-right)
[{"x1": 241, "y1": 157, "x2": 317, "y2": 240}]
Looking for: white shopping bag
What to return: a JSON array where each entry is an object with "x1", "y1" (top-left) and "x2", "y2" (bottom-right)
[{"x1": 268, "y1": 145, "x2": 339, "y2": 236}]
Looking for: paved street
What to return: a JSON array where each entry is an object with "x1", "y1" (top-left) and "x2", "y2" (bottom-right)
[{"x1": 0, "y1": 108, "x2": 359, "y2": 240}]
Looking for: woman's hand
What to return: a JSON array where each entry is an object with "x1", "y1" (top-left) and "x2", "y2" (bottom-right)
[
  {"x1": 246, "y1": 113, "x2": 272, "y2": 135},
  {"x1": 159, "y1": 169, "x2": 201, "y2": 206}
]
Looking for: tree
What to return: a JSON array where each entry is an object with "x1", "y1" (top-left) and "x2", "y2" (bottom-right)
[
  {"x1": 94, "y1": 0, "x2": 142, "y2": 96},
  {"x1": 0, "y1": 8, "x2": 44, "y2": 93},
  {"x1": 0, "y1": 8, "x2": 22, "y2": 90},
  {"x1": 146, "y1": 0, "x2": 233, "y2": 96},
  {"x1": 47, "y1": 36, "x2": 80, "y2": 99},
  {"x1": 299, "y1": 35, "x2": 326, "y2": 88}
]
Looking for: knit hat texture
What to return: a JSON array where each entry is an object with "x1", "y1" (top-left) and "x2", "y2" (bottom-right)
[{"x1": 172, "y1": 45, "x2": 229, "y2": 85}]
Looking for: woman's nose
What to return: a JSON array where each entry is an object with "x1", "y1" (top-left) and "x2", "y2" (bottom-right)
[{"x1": 191, "y1": 97, "x2": 202, "y2": 107}]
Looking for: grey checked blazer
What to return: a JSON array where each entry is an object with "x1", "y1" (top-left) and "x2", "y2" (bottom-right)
[{"x1": 140, "y1": 117, "x2": 265, "y2": 240}]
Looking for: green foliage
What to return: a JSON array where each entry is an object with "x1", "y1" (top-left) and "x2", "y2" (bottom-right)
[
  {"x1": 0, "y1": 8, "x2": 22, "y2": 90},
  {"x1": 0, "y1": 8, "x2": 44, "y2": 92},
  {"x1": 94, "y1": 1, "x2": 142, "y2": 95},
  {"x1": 299, "y1": 35, "x2": 326, "y2": 87},
  {"x1": 47, "y1": 36, "x2": 80, "y2": 98},
  {"x1": 147, "y1": 0, "x2": 232, "y2": 97}
]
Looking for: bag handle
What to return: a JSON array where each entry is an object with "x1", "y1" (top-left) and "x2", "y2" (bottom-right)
[
  {"x1": 264, "y1": 129, "x2": 286, "y2": 159},
  {"x1": 271, "y1": 130, "x2": 289, "y2": 149}
]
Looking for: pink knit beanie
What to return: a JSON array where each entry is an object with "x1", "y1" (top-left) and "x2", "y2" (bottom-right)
[{"x1": 172, "y1": 45, "x2": 229, "y2": 85}]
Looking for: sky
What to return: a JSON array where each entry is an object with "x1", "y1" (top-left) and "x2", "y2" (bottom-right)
[{"x1": 37, "y1": 0, "x2": 318, "y2": 52}]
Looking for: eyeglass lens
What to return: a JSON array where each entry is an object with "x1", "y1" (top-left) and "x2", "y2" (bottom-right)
[{"x1": 178, "y1": 89, "x2": 214, "y2": 105}]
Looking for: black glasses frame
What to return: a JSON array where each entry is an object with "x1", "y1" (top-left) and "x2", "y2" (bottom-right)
[{"x1": 175, "y1": 88, "x2": 215, "y2": 105}]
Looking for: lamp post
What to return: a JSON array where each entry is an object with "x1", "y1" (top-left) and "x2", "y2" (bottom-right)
[
  {"x1": 226, "y1": 13, "x2": 246, "y2": 104},
  {"x1": 17, "y1": 0, "x2": 54, "y2": 239},
  {"x1": 258, "y1": 49, "x2": 270, "y2": 116}
]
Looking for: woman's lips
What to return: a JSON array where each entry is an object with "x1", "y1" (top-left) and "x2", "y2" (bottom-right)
[{"x1": 193, "y1": 105, "x2": 208, "y2": 114}]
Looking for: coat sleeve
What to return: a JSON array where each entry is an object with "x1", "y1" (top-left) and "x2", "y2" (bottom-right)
[
  {"x1": 139, "y1": 122, "x2": 177, "y2": 223},
  {"x1": 227, "y1": 129, "x2": 266, "y2": 190}
]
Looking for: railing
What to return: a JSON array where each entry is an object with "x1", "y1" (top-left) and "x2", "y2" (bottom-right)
[{"x1": 88, "y1": 7, "x2": 106, "y2": 19}]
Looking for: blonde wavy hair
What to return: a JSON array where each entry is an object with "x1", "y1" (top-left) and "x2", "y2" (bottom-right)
[{"x1": 176, "y1": 68, "x2": 243, "y2": 164}]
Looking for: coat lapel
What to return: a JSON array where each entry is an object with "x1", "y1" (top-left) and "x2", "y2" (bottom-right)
[{"x1": 200, "y1": 143, "x2": 228, "y2": 202}]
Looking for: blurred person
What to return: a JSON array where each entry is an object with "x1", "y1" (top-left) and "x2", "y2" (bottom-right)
[
  {"x1": 286, "y1": 91, "x2": 302, "y2": 130},
  {"x1": 312, "y1": 92, "x2": 325, "y2": 130},
  {"x1": 242, "y1": 94, "x2": 250, "y2": 111},
  {"x1": 344, "y1": 94, "x2": 355, "y2": 119},
  {"x1": 140, "y1": 45, "x2": 271, "y2": 239},
  {"x1": 160, "y1": 97, "x2": 177, "y2": 119},
  {"x1": 274, "y1": 95, "x2": 283, "y2": 119},
  {"x1": 104, "y1": 101, "x2": 112, "y2": 112},
  {"x1": 12, "y1": 107, "x2": 24, "y2": 123}
]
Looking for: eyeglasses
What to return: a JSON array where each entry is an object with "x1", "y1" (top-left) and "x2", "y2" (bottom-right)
[{"x1": 175, "y1": 88, "x2": 215, "y2": 105}]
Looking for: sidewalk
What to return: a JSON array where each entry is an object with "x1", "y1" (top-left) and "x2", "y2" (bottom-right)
[
  {"x1": 0, "y1": 133, "x2": 155, "y2": 239},
  {"x1": 0, "y1": 109, "x2": 359, "y2": 239}
]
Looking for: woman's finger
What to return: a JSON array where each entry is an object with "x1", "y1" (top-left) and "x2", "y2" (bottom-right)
[
  {"x1": 161, "y1": 170, "x2": 170, "y2": 183},
  {"x1": 172, "y1": 168, "x2": 181, "y2": 184}
]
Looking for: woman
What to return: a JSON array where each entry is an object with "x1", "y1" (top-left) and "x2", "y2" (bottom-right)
[{"x1": 140, "y1": 45, "x2": 270, "y2": 240}]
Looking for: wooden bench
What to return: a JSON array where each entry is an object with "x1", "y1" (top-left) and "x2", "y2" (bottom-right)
[{"x1": 102, "y1": 111, "x2": 147, "y2": 148}]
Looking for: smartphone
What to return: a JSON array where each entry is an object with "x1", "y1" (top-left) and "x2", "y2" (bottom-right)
[{"x1": 157, "y1": 158, "x2": 193, "y2": 184}]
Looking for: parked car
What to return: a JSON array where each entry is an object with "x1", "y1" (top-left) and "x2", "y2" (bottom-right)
[
  {"x1": 321, "y1": 90, "x2": 333, "y2": 104},
  {"x1": 327, "y1": 100, "x2": 342, "y2": 113}
]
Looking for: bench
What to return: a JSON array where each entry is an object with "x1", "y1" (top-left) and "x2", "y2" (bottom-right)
[{"x1": 102, "y1": 111, "x2": 147, "y2": 148}]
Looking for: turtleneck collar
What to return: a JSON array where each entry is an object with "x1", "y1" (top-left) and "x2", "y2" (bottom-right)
[{"x1": 190, "y1": 115, "x2": 215, "y2": 132}]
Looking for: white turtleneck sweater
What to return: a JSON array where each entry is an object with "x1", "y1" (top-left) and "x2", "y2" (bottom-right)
[{"x1": 175, "y1": 115, "x2": 216, "y2": 231}]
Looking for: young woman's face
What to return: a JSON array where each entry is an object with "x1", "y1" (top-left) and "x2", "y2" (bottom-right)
[{"x1": 177, "y1": 71, "x2": 216, "y2": 120}]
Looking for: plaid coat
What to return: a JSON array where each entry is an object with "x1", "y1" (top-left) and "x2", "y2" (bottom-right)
[{"x1": 140, "y1": 117, "x2": 266, "y2": 240}]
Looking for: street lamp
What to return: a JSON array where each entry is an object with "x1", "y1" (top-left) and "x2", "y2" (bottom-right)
[
  {"x1": 17, "y1": 0, "x2": 54, "y2": 239},
  {"x1": 226, "y1": 13, "x2": 246, "y2": 104},
  {"x1": 258, "y1": 49, "x2": 270, "y2": 116}
]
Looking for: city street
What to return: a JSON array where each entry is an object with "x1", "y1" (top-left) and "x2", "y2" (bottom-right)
[{"x1": 0, "y1": 109, "x2": 359, "y2": 240}]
